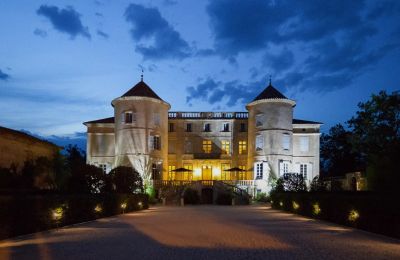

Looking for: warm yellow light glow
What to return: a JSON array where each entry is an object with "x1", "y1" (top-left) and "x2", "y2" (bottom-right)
[
  {"x1": 279, "y1": 201, "x2": 283, "y2": 207},
  {"x1": 52, "y1": 207, "x2": 63, "y2": 221},
  {"x1": 121, "y1": 202, "x2": 127, "y2": 209},
  {"x1": 212, "y1": 167, "x2": 221, "y2": 179},
  {"x1": 94, "y1": 204, "x2": 102, "y2": 213},
  {"x1": 138, "y1": 201, "x2": 143, "y2": 208},
  {"x1": 194, "y1": 168, "x2": 201, "y2": 178},
  {"x1": 292, "y1": 201, "x2": 300, "y2": 210},
  {"x1": 348, "y1": 209, "x2": 359, "y2": 222},
  {"x1": 312, "y1": 203, "x2": 321, "y2": 215}
]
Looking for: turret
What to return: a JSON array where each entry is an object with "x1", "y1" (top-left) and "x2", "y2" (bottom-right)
[
  {"x1": 111, "y1": 79, "x2": 170, "y2": 181},
  {"x1": 246, "y1": 82, "x2": 296, "y2": 189}
]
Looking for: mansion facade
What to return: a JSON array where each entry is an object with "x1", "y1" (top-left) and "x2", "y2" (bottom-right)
[{"x1": 84, "y1": 79, "x2": 321, "y2": 194}]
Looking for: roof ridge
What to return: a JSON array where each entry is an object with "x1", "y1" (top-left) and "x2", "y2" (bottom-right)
[{"x1": 253, "y1": 84, "x2": 288, "y2": 101}]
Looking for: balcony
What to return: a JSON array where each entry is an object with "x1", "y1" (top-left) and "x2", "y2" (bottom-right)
[{"x1": 168, "y1": 111, "x2": 248, "y2": 119}]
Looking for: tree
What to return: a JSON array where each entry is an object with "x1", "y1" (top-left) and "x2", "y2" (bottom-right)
[
  {"x1": 65, "y1": 145, "x2": 105, "y2": 193},
  {"x1": 348, "y1": 91, "x2": 400, "y2": 192},
  {"x1": 320, "y1": 124, "x2": 362, "y2": 176},
  {"x1": 107, "y1": 166, "x2": 144, "y2": 194}
]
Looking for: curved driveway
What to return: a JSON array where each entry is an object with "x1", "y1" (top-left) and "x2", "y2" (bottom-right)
[{"x1": 1, "y1": 205, "x2": 399, "y2": 259}]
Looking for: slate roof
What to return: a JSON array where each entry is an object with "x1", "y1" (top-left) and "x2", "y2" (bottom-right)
[
  {"x1": 84, "y1": 117, "x2": 115, "y2": 124},
  {"x1": 121, "y1": 80, "x2": 163, "y2": 100},
  {"x1": 293, "y1": 119, "x2": 322, "y2": 124},
  {"x1": 253, "y1": 83, "x2": 288, "y2": 101}
]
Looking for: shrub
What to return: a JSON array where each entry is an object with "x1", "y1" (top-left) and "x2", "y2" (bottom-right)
[
  {"x1": 0, "y1": 193, "x2": 149, "y2": 240},
  {"x1": 254, "y1": 192, "x2": 269, "y2": 203},
  {"x1": 270, "y1": 191, "x2": 400, "y2": 239}
]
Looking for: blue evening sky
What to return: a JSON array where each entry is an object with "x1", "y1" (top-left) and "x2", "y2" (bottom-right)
[{"x1": 0, "y1": 0, "x2": 399, "y2": 143}]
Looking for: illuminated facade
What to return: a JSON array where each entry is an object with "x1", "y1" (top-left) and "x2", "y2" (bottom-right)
[{"x1": 84, "y1": 79, "x2": 321, "y2": 194}]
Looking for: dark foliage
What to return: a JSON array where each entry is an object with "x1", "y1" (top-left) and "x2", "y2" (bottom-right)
[
  {"x1": 270, "y1": 191, "x2": 400, "y2": 239},
  {"x1": 348, "y1": 91, "x2": 400, "y2": 192},
  {"x1": 0, "y1": 193, "x2": 148, "y2": 240},
  {"x1": 320, "y1": 124, "x2": 363, "y2": 176},
  {"x1": 106, "y1": 166, "x2": 144, "y2": 194}
]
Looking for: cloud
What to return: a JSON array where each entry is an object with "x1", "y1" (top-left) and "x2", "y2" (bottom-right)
[
  {"x1": 263, "y1": 48, "x2": 295, "y2": 74},
  {"x1": 0, "y1": 69, "x2": 10, "y2": 81},
  {"x1": 186, "y1": 77, "x2": 265, "y2": 106},
  {"x1": 95, "y1": 12, "x2": 103, "y2": 17},
  {"x1": 37, "y1": 5, "x2": 91, "y2": 39},
  {"x1": 97, "y1": 30, "x2": 109, "y2": 39},
  {"x1": 33, "y1": 28, "x2": 47, "y2": 38},
  {"x1": 124, "y1": 3, "x2": 191, "y2": 60},
  {"x1": 200, "y1": 0, "x2": 400, "y2": 95}
]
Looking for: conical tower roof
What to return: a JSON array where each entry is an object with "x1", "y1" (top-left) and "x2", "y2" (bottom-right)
[
  {"x1": 253, "y1": 83, "x2": 288, "y2": 101},
  {"x1": 121, "y1": 80, "x2": 163, "y2": 101}
]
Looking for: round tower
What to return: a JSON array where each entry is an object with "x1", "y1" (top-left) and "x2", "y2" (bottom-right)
[
  {"x1": 246, "y1": 82, "x2": 296, "y2": 192},
  {"x1": 111, "y1": 79, "x2": 170, "y2": 181}
]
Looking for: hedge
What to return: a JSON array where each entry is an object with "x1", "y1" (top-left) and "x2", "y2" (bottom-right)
[
  {"x1": 0, "y1": 193, "x2": 149, "y2": 240},
  {"x1": 270, "y1": 192, "x2": 400, "y2": 239}
]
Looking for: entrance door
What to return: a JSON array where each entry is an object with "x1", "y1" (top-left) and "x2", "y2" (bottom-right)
[{"x1": 202, "y1": 166, "x2": 212, "y2": 180}]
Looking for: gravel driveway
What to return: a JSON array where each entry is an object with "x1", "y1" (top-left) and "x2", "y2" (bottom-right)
[{"x1": 1, "y1": 205, "x2": 399, "y2": 260}]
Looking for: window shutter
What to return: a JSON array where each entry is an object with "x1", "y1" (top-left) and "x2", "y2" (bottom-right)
[
  {"x1": 149, "y1": 136, "x2": 154, "y2": 151},
  {"x1": 262, "y1": 162, "x2": 269, "y2": 180},
  {"x1": 307, "y1": 163, "x2": 313, "y2": 180},
  {"x1": 279, "y1": 161, "x2": 284, "y2": 176}
]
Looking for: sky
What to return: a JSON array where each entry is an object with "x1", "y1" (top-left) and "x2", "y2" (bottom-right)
[{"x1": 0, "y1": 0, "x2": 399, "y2": 146}]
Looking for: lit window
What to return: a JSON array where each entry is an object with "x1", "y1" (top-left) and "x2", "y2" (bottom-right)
[
  {"x1": 202, "y1": 140, "x2": 212, "y2": 153},
  {"x1": 300, "y1": 164, "x2": 308, "y2": 180},
  {"x1": 300, "y1": 136, "x2": 309, "y2": 152},
  {"x1": 186, "y1": 123, "x2": 192, "y2": 132},
  {"x1": 221, "y1": 140, "x2": 230, "y2": 154},
  {"x1": 240, "y1": 123, "x2": 246, "y2": 132},
  {"x1": 282, "y1": 134, "x2": 290, "y2": 150},
  {"x1": 256, "y1": 135, "x2": 263, "y2": 151},
  {"x1": 169, "y1": 123, "x2": 174, "y2": 132},
  {"x1": 183, "y1": 164, "x2": 193, "y2": 180},
  {"x1": 204, "y1": 123, "x2": 211, "y2": 132},
  {"x1": 153, "y1": 113, "x2": 160, "y2": 126},
  {"x1": 221, "y1": 123, "x2": 230, "y2": 132},
  {"x1": 239, "y1": 165, "x2": 246, "y2": 180},
  {"x1": 221, "y1": 163, "x2": 230, "y2": 180},
  {"x1": 168, "y1": 165, "x2": 176, "y2": 180},
  {"x1": 256, "y1": 114, "x2": 263, "y2": 127},
  {"x1": 256, "y1": 163, "x2": 263, "y2": 179},
  {"x1": 239, "y1": 141, "x2": 247, "y2": 155},
  {"x1": 151, "y1": 135, "x2": 161, "y2": 150}
]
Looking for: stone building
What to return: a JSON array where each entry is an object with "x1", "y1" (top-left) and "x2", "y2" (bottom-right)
[{"x1": 84, "y1": 79, "x2": 321, "y2": 194}]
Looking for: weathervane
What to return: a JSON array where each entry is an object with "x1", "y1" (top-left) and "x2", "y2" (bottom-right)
[
  {"x1": 140, "y1": 68, "x2": 144, "y2": 82},
  {"x1": 269, "y1": 75, "x2": 272, "y2": 86}
]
